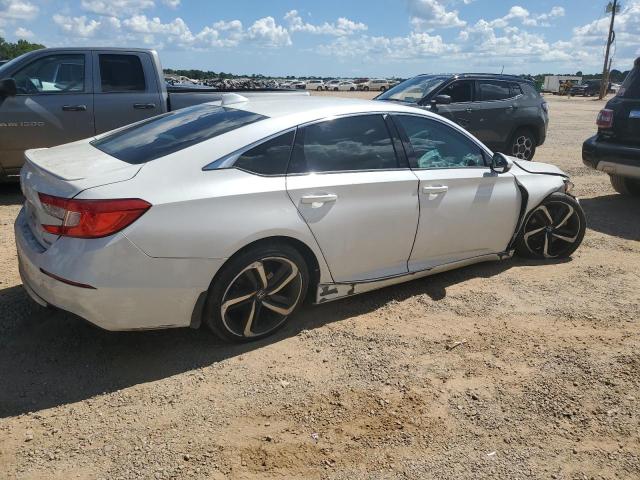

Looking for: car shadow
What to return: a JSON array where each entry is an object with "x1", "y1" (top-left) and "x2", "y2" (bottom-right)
[
  {"x1": 0, "y1": 183, "x2": 23, "y2": 206},
  {"x1": 0, "y1": 256, "x2": 566, "y2": 418},
  {"x1": 581, "y1": 194, "x2": 640, "y2": 241}
]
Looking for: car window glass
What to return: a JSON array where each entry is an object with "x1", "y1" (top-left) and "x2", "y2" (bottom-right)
[
  {"x1": 13, "y1": 54, "x2": 85, "y2": 94},
  {"x1": 99, "y1": 54, "x2": 146, "y2": 92},
  {"x1": 510, "y1": 83, "x2": 523, "y2": 97},
  {"x1": 233, "y1": 131, "x2": 295, "y2": 175},
  {"x1": 440, "y1": 80, "x2": 473, "y2": 103},
  {"x1": 477, "y1": 80, "x2": 512, "y2": 101},
  {"x1": 620, "y1": 64, "x2": 640, "y2": 98},
  {"x1": 91, "y1": 105, "x2": 267, "y2": 164},
  {"x1": 395, "y1": 115, "x2": 485, "y2": 169},
  {"x1": 289, "y1": 115, "x2": 398, "y2": 173}
]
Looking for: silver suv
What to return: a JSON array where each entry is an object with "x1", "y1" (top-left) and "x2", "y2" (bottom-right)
[{"x1": 377, "y1": 74, "x2": 549, "y2": 160}]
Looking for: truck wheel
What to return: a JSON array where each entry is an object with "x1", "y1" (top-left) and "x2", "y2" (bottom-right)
[
  {"x1": 510, "y1": 128, "x2": 537, "y2": 161},
  {"x1": 609, "y1": 175, "x2": 640, "y2": 196}
]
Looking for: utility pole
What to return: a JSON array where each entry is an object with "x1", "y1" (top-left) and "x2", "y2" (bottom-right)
[{"x1": 599, "y1": 0, "x2": 619, "y2": 99}]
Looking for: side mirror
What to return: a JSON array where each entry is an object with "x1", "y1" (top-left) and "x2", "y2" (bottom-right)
[
  {"x1": 490, "y1": 152, "x2": 513, "y2": 174},
  {"x1": 434, "y1": 94, "x2": 451, "y2": 105},
  {"x1": 0, "y1": 78, "x2": 17, "y2": 97}
]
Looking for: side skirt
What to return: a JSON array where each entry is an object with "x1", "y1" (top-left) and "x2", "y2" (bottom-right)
[{"x1": 315, "y1": 251, "x2": 513, "y2": 304}]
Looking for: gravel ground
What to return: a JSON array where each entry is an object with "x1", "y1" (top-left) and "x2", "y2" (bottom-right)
[{"x1": 0, "y1": 94, "x2": 639, "y2": 480}]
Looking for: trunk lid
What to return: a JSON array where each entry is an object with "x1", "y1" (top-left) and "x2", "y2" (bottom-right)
[{"x1": 21, "y1": 140, "x2": 143, "y2": 248}]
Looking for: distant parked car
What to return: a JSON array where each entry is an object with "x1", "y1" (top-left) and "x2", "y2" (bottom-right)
[
  {"x1": 376, "y1": 73, "x2": 548, "y2": 160},
  {"x1": 334, "y1": 81, "x2": 357, "y2": 91},
  {"x1": 570, "y1": 80, "x2": 601, "y2": 97},
  {"x1": 305, "y1": 79, "x2": 324, "y2": 91},
  {"x1": 291, "y1": 80, "x2": 306, "y2": 90},
  {"x1": 16, "y1": 94, "x2": 584, "y2": 342},
  {"x1": 583, "y1": 57, "x2": 640, "y2": 196},
  {"x1": 324, "y1": 79, "x2": 341, "y2": 90},
  {"x1": 363, "y1": 79, "x2": 390, "y2": 91}
]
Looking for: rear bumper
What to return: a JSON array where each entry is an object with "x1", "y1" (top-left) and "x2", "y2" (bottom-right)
[
  {"x1": 15, "y1": 208, "x2": 225, "y2": 331},
  {"x1": 582, "y1": 135, "x2": 640, "y2": 179}
]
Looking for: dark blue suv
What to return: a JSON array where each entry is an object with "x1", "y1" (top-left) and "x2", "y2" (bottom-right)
[{"x1": 376, "y1": 73, "x2": 549, "y2": 161}]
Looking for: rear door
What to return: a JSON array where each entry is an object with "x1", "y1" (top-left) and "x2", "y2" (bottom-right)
[
  {"x1": 92, "y1": 51, "x2": 164, "y2": 134},
  {"x1": 0, "y1": 52, "x2": 94, "y2": 174},
  {"x1": 286, "y1": 114, "x2": 420, "y2": 282},
  {"x1": 432, "y1": 80, "x2": 475, "y2": 130},
  {"x1": 470, "y1": 80, "x2": 520, "y2": 148}
]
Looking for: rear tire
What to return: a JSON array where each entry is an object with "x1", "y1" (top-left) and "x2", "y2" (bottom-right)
[
  {"x1": 609, "y1": 175, "x2": 640, "y2": 196},
  {"x1": 509, "y1": 128, "x2": 537, "y2": 161},
  {"x1": 203, "y1": 243, "x2": 309, "y2": 343},
  {"x1": 515, "y1": 193, "x2": 585, "y2": 260},
  {"x1": 350, "y1": 87, "x2": 355, "y2": 91}
]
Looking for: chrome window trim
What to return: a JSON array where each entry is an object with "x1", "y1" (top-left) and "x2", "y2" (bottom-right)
[{"x1": 202, "y1": 127, "x2": 297, "y2": 174}]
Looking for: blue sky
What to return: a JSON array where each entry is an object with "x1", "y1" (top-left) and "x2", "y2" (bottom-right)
[{"x1": 1, "y1": 0, "x2": 639, "y2": 76}]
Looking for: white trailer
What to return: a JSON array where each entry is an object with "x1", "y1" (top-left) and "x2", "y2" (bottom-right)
[{"x1": 543, "y1": 75, "x2": 582, "y2": 93}]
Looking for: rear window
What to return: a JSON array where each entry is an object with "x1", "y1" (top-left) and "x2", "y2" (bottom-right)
[
  {"x1": 99, "y1": 54, "x2": 146, "y2": 92},
  {"x1": 620, "y1": 62, "x2": 640, "y2": 98},
  {"x1": 91, "y1": 105, "x2": 267, "y2": 164}
]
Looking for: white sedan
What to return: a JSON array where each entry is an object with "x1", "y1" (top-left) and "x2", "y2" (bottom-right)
[
  {"x1": 16, "y1": 94, "x2": 585, "y2": 342},
  {"x1": 332, "y1": 81, "x2": 357, "y2": 91}
]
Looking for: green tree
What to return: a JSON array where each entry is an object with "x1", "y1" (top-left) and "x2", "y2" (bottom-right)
[{"x1": 0, "y1": 37, "x2": 45, "y2": 60}]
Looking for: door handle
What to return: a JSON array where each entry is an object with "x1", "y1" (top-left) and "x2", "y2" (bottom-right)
[
  {"x1": 422, "y1": 185, "x2": 448, "y2": 195},
  {"x1": 300, "y1": 193, "x2": 338, "y2": 205},
  {"x1": 62, "y1": 105, "x2": 87, "y2": 112},
  {"x1": 133, "y1": 103, "x2": 156, "y2": 110}
]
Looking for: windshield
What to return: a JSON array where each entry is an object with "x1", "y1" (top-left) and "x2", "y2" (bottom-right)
[
  {"x1": 92, "y1": 104, "x2": 267, "y2": 164},
  {"x1": 377, "y1": 75, "x2": 447, "y2": 103},
  {"x1": 0, "y1": 52, "x2": 32, "y2": 77}
]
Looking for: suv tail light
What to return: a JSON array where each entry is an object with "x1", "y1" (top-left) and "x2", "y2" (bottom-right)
[
  {"x1": 38, "y1": 193, "x2": 151, "y2": 239},
  {"x1": 596, "y1": 109, "x2": 614, "y2": 129}
]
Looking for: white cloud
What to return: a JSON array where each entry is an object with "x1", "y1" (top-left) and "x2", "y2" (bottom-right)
[
  {"x1": 284, "y1": 10, "x2": 367, "y2": 36},
  {"x1": 162, "y1": 0, "x2": 180, "y2": 8},
  {"x1": 0, "y1": 0, "x2": 38, "y2": 21},
  {"x1": 487, "y1": 5, "x2": 565, "y2": 29},
  {"x1": 14, "y1": 25, "x2": 32, "y2": 38},
  {"x1": 247, "y1": 16, "x2": 291, "y2": 47},
  {"x1": 53, "y1": 14, "x2": 104, "y2": 37},
  {"x1": 408, "y1": 0, "x2": 466, "y2": 31},
  {"x1": 81, "y1": 0, "x2": 154, "y2": 16}
]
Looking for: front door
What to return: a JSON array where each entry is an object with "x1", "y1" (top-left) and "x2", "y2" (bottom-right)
[
  {"x1": 286, "y1": 114, "x2": 419, "y2": 282},
  {"x1": 392, "y1": 114, "x2": 521, "y2": 271},
  {"x1": 92, "y1": 51, "x2": 164, "y2": 134},
  {"x1": 432, "y1": 80, "x2": 475, "y2": 131},
  {"x1": 0, "y1": 52, "x2": 94, "y2": 175}
]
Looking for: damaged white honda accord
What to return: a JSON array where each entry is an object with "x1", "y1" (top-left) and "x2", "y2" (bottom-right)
[{"x1": 16, "y1": 94, "x2": 585, "y2": 342}]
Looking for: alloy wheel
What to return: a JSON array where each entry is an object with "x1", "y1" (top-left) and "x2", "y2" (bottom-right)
[
  {"x1": 512, "y1": 135, "x2": 534, "y2": 160},
  {"x1": 220, "y1": 257, "x2": 303, "y2": 338},
  {"x1": 523, "y1": 201, "x2": 581, "y2": 258}
]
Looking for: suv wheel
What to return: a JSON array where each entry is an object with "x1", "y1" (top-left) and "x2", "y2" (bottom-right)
[
  {"x1": 609, "y1": 175, "x2": 640, "y2": 196},
  {"x1": 203, "y1": 243, "x2": 309, "y2": 343},
  {"x1": 380, "y1": 86, "x2": 386, "y2": 92},
  {"x1": 510, "y1": 128, "x2": 537, "y2": 160},
  {"x1": 363, "y1": 86, "x2": 369, "y2": 91}
]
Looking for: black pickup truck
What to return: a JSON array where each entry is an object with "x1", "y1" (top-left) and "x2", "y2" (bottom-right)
[{"x1": 582, "y1": 57, "x2": 640, "y2": 196}]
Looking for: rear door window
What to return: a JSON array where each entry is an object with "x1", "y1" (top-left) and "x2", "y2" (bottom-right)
[
  {"x1": 288, "y1": 115, "x2": 398, "y2": 173},
  {"x1": 91, "y1": 105, "x2": 267, "y2": 163},
  {"x1": 233, "y1": 131, "x2": 295, "y2": 175},
  {"x1": 477, "y1": 80, "x2": 513, "y2": 101},
  {"x1": 99, "y1": 54, "x2": 146, "y2": 92},
  {"x1": 620, "y1": 65, "x2": 640, "y2": 98}
]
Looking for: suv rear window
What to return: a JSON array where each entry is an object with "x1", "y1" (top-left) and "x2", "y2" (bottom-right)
[
  {"x1": 620, "y1": 62, "x2": 640, "y2": 98},
  {"x1": 92, "y1": 105, "x2": 267, "y2": 164},
  {"x1": 477, "y1": 80, "x2": 512, "y2": 101},
  {"x1": 99, "y1": 54, "x2": 146, "y2": 92}
]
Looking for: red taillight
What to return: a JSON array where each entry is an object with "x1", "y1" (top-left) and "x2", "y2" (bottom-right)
[
  {"x1": 596, "y1": 108, "x2": 614, "y2": 129},
  {"x1": 38, "y1": 193, "x2": 151, "y2": 239}
]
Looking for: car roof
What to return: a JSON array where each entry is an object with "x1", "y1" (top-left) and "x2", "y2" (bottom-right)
[
  {"x1": 414, "y1": 73, "x2": 534, "y2": 84},
  {"x1": 230, "y1": 95, "x2": 426, "y2": 122}
]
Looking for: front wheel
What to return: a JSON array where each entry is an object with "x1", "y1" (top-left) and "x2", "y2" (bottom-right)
[
  {"x1": 350, "y1": 87, "x2": 355, "y2": 91},
  {"x1": 316, "y1": 86, "x2": 322, "y2": 91},
  {"x1": 509, "y1": 128, "x2": 537, "y2": 160},
  {"x1": 515, "y1": 193, "x2": 585, "y2": 259},
  {"x1": 203, "y1": 243, "x2": 309, "y2": 343},
  {"x1": 609, "y1": 174, "x2": 640, "y2": 196}
]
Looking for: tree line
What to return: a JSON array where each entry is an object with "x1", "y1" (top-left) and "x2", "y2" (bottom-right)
[{"x1": 0, "y1": 37, "x2": 45, "y2": 61}]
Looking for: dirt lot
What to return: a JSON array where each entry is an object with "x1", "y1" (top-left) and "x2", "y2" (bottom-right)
[{"x1": 0, "y1": 94, "x2": 639, "y2": 480}]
